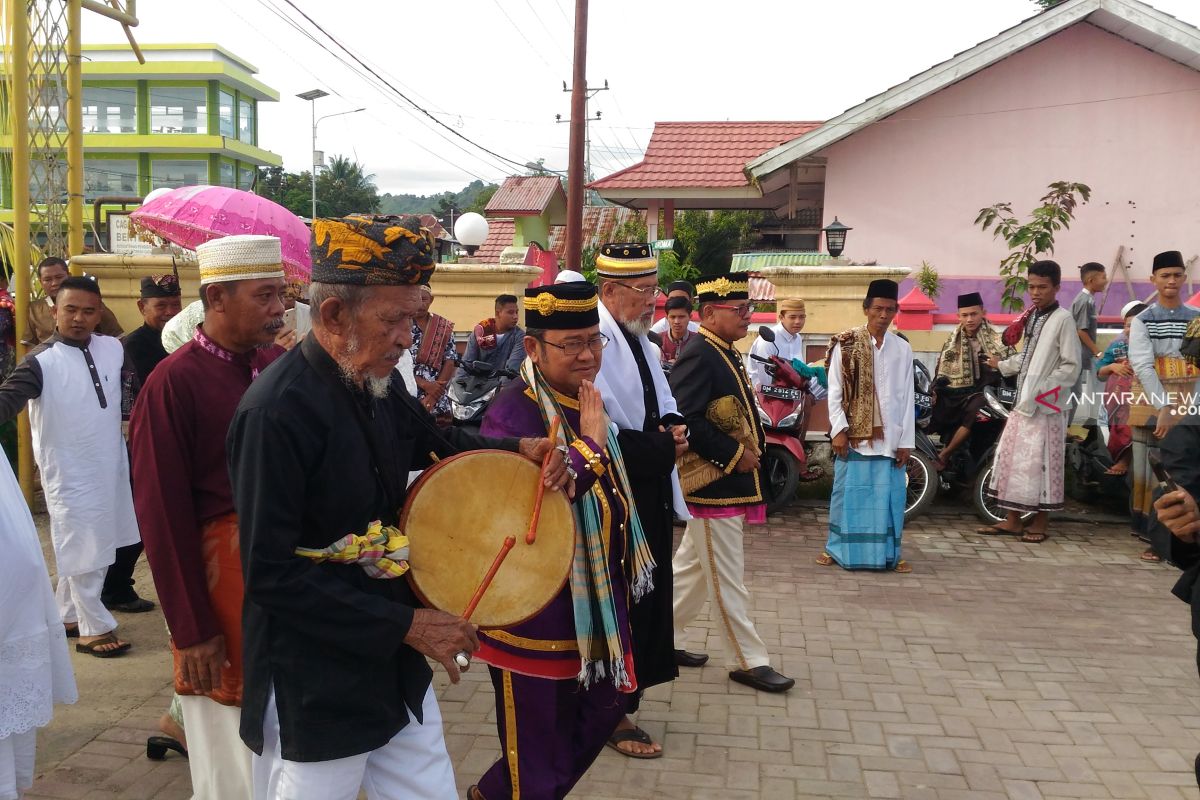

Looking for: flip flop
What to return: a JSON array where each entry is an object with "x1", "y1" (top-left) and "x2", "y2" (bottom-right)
[
  {"x1": 1140, "y1": 549, "x2": 1163, "y2": 562},
  {"x1": 815, "y1": 552, "x2": 835, "y2": 567},
  {"x1": 75, "y1": 633, "x2": 131, "y2": 658},
  {"x1": 976, "y1": 525, "x2": 1021, "y2": 535},
  {"x1": 605, "y1": 727, "x2": 663, "y2": 759},
  {"x1": 893, "y1": 560, "x2": 912, "y2": 573},
  {"x1": 1021, "y1": 531, "x2": 1047, "y2": 544}
]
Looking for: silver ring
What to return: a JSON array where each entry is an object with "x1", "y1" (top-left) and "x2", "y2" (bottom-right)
[
  {"x1": 454, "y1": 651, "x2": 471, "y2": 670},
  {"x1": 555, "y1": 444, "x2": 570, "y2": 455}
]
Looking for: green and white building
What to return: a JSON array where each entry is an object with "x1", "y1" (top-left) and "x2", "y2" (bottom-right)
[{"x1": 1, "y1": 42, "x2": 281, "y2": 223}]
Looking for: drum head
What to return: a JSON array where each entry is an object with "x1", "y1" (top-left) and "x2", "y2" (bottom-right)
[{"x1": 401, "y1": 449, "x2": 576, "y2": 629}]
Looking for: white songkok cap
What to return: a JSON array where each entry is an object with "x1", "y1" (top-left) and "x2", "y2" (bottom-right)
[
  {"x1": 554, "y1": 270, "x2": 587, "y2": 284},
  {"x1": 197, "y1": 234, "x2": 285, "y2": 286}
]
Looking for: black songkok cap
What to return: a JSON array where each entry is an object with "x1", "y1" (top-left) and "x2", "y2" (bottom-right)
[
  {"x1": 140, "y1": 274, "x2": 180, "y2": 299},
  {"x1": 666, "y1": 280, "x2": 695, "y2": 296},
  {"x1": 524, "y1": 281, "x2": 600, "y2": 330},
  {"x1": 695, "y1": 272, "x2": 750, "y2": 303},
  {"x1": 866, "y1": 279, "x2": 899, "y2": 302},
  {"x1": 1153, "y1": 250, "x2": 1185, "y2": 272},
  {"x1": 957, "y1": 292, "x2": 983, "y2": 309}
]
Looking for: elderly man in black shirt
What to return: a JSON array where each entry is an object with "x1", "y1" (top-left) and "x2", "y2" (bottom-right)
[{"x1": 227, "y1": 215, "x2": 565, "y2": 799}]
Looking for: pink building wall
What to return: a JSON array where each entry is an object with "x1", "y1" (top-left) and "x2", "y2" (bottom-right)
[{"x1": 819, "y1": 22, "x2": 1200, "y2": 315}]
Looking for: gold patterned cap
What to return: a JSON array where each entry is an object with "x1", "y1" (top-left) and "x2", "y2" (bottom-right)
[
  {"x1": 595, "y1": 242, "x2": 657, "y2": 279},
  {"x1": 311, "y1": 215, "x2": 436, "y2": 286},
  {"x1": 695, "y1": 272, "x2": 750, "y2": 302},
  {"x1": 524, "y1": 282, "x2": 600, "y2": 330},
  {"x1": 197, "y1": 235, "x2": 285, "y2": 286}
]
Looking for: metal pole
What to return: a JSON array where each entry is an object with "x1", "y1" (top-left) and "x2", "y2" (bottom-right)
[
  {"x1": 12, "y1": 0, "x2": 34, "y2": 501},
  {"x1": 564, "y1": 0, "x2": 588, "y2": 270},
  {"x1": 310, "y1": 99, "x2": 317, "y2": 220},
  {"x1": 67, "y1": 0, "x2": 84, "y2": 265}
]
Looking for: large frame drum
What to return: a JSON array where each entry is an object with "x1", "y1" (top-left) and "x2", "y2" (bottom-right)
[{"x1": 401, "y1": 449, "x2": 576, "y2": 629}]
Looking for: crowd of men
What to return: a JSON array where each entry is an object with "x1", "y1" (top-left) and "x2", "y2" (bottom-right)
[{"x1": 4, "y1": 222, "x2": 1200, "y2": 799}]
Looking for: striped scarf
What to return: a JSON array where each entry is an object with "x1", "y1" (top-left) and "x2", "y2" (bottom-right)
[{"x1": 519, "y1": 357, "x2": 655, "y2": 689}]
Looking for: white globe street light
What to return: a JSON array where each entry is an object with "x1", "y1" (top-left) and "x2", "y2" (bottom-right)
[{"x1": 454, "y1": 212, "x2": 489, "y2": 257}]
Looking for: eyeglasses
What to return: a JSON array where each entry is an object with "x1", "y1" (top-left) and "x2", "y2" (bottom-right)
[
  {"x1": 611, "y1": 282, "x2": 662, "y2": 299},
  {"x1": 709, "y1": 302, "x2": 756, "y2": 318},
  {"x1": 537, "y1": 333, "x2": 610, "y2": 356}
]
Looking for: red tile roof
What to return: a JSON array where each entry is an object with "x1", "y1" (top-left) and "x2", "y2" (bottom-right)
[
  {"x1": 417, "y1": 213, "x2": 448, "y2": 241},
  {"x1": 547, "y1": 206, "x2": 645, "y2": 261},
  {"x1": 485, "y1": 175, "x2": 566, "y2": 217},
  {"x1": 589, "y1": 121, "x2": 823, "y2": 190},
  {"x1": 474, "y1": 218, "x2": 515, "y2": 262}
]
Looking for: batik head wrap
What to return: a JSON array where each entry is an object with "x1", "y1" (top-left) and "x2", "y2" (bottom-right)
[{"x1": 311, "y1": 215, "x2": 436, "y2": 286}]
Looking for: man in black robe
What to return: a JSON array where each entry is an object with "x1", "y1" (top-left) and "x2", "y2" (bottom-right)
[
  {"x1": 227, "y1": 215, "x2": 567, "y2": 799},
  {"x1": 593, "y1": 243, "x2": 689, "y2": 758}
]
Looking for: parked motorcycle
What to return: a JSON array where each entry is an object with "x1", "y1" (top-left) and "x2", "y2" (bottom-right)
[
  {"x1": 1066, "y1": 420, "x2": 1130, "y2": 510},
  {"x1": 749, "y1": 327, "x2": 820, "y2": 513},
  {"x1": 448, "y1": 358, "x2": 516, "y2": 432},
  {"x1": 904, "y1": 359, "x2": 941, "y2": 521}
]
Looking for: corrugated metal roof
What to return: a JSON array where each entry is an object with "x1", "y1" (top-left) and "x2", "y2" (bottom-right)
[
  {"x1": 730, "y1": 252, "x2": 827, "y2": 272},
  {"x1": 588, "y1": 121, "x2": 822, "y2": 191},
  {"x1": 547, "y1": 206, "x2": 645, "y2": 261},
  {"x1": 485, "y1": 176, "x2": 566, "y2": 217}
]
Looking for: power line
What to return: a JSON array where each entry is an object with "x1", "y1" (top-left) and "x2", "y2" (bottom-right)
[
  {"x1": 256, "y1": 0, "x2": 517, "y2": 177},
  {"x1": 278, "y1": 0, "x2": 560, "y2": 175},
  {"x1": 223, "y1": 0, "x2": 506, "y2": 184}
]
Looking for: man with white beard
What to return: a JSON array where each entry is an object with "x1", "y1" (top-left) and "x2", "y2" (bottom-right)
[{"x1": 593, "y1": 242, "x2": 690, "y2": 759}]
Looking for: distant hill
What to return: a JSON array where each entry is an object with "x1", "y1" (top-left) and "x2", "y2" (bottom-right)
[{"x1": 378, "y1": 179, "x2": 499, "y2": 218}]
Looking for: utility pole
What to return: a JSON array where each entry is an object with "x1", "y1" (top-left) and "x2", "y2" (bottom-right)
[
  {"x1": 557, "y1": 78, "x2": 607, "y2": 202},
  {"x1": 563, "y1": 0, "x2": 589, "y2": 271}
]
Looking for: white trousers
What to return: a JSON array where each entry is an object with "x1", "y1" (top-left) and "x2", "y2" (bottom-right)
[
  {"x1": 253, "y1": 685, "x2": 456, "y2": 800},
  {"x1": 55, "y1": 568, "x2": 116, "y2": 637},
  {"x1": 672, "y1": 514, "x2": 770, "y2": 671},
  {"x1": 0, "y1": 729, "x2": 36, "y2": 800},
  {"x1": 178, "y1": 695, "x2": 254, "y2": 800}
]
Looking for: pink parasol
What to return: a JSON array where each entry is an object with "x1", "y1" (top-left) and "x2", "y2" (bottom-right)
[{"x1": 129, "y1": 185, "x2": 311, "y2": 281}]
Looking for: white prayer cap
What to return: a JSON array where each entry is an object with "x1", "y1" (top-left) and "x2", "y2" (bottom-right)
[
  {"x1": 197, "y1": 234, "x2": 285, "y2": 286},
  {"x1": 555, "y1": 270, "x2": 587, "y2": 284},
  {"x1": 1121, "y1": 299, "x2": 1148, "y2": 318}
]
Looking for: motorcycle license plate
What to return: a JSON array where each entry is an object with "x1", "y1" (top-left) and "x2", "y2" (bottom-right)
[
  {"x1": 762, "y1": 386, "x2": 800, "y2": 401},
  {"x1": 998, "y1": 387, "x2": 1017, "y2": 403},
  {"x1": 915, "y1": 393, "x2": 933, "y2": 410}
]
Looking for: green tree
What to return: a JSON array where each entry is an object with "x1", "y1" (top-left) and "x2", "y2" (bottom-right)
[
  {"x1": 467, "y1": 183, "x2": 498, "y2": 214},
  {"x1": 1033, "y1": 0, "x2": 1065, "y2": 8},
  {"x1": 975, "y1": 180, "x2": 1091, "y2": 311},
  {"x1": 315, "y1": 155, "x2": 380, "y2": 217},
  {"x1": 672, "y1": 210, "x2": 759, "y2": 274},
  {"x1": 256, "y1": 166, "x2": 312, "y2": 218}
]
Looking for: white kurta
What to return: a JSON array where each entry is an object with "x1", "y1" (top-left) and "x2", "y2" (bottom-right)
[
  {"x1": 746, "y1": 324, "x2": 828, "y2": 401},
  {"x1": 826, "y1": 331, "x2": 915, "y2": 458},
  {"x1": 650, "y1": 316, "x2": 699, "y2": 336},
  {"x1": 0, "y1": 453, "x2": 77, "y2": 800},
  {"x1": 29, "y1": 336, "x2": 140, "y2": 577},
  {"x1": 595, "y1": 302, "x2": 690, "y2": 519}
]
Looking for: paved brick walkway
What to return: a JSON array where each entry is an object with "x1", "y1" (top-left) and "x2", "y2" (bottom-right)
[{"x1": 24, "y1": 503, "x2": 1200, "y2": 799}]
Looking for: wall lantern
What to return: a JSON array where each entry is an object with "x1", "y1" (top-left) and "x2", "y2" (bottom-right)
[
  {"x1": 822, "y1": 217, "x2": 852, "y2": 258},
  {"x1": 454, "y1": 212, "x2": 490, "y2": 256}
]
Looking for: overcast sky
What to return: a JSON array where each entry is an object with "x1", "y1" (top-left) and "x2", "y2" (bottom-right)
[{"x1": 84, "y1": 0, "x2": 1200, "y2": 196}]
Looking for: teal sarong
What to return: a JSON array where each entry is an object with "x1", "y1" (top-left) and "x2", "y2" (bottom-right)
[{"x1": 826, "y1": 451, "x2": 906, "y2": 570}]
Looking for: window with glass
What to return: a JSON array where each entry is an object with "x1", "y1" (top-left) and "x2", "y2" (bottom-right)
[
  {"x1": 83, "y1": 159, "x2": 138, "y2": 199},
  {"x1": 82, "y1": 86, "x2": 137, "y2": 133},
  {"x1": 238, "y1": 165, "x2": 256, "y2": 190},
  {"x1": 238, "y1": 98, "x2": 255, "y2": 144},
  {"x1": 219, "y1": 160, "x2": 235, "y2": 187},
  {"x1": 149, "y1": 86, "x2": 206, "y2": 134},
  {"x1": 219, "y1": 90, "x2": 235, "y2": 138},
  {"x1": 151, "y1": 159, "x2": 208, "y2": 189}
]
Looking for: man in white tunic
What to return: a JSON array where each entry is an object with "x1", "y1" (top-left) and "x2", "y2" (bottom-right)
[
  {"x1": 982, "y1": 260, "x2": 1080, "y2": 543},
  {"x1": 817, "y1": 279, "x2": 914, "y2": 572},
  {"x1": 0, "y1": 276, "x2": 140, "y2": 656}
]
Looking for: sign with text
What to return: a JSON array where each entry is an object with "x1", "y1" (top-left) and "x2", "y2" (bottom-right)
[{"x1": 107, "y1": 212, "x2": 155, "y2": 256}]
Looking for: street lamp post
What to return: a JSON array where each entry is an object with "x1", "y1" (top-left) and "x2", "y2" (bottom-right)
[
  {"x1": 296, "y1": 91, "x2": 368, "y2": 221},
  {"x1": 296, "y1": 89, "x2": 328, "y2": 221}
]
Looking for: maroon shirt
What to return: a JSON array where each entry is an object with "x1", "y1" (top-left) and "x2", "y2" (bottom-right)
[{"x1": 129, "y1": 336, "x2": 282, "y2": 649}]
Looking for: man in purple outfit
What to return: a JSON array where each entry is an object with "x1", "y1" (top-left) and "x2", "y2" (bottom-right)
[{"x1": 469, "y1": 281, "x2": 656, "y2": 800}]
